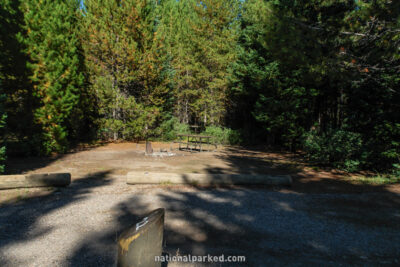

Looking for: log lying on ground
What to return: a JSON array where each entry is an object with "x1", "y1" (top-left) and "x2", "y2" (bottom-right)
[
  {"x1": 0, "y1": 173, "x2": 71, "y2": 190},
  {"x1": 127, "y1": 172, "x2": 292, "y2": 186}
]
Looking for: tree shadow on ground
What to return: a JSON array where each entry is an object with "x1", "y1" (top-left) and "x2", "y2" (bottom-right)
[
  {"x1": 65, "y1": 147, "x2": 400, "y2": 266},
  {"x1": 5, "y1": 154, "x2": 68, "y2": 175},
  {"x1": 67, "y1": 186, "x2": 400, "y2": 266},
  {"x1": 4, "y1": 141, "x2": 109, "y2": 175},
  {"x1": 2, "y1": 145, "x2": 399, "y2": 266},
  {"x1": 214, "y1": 146, "x2": 400, "y2": 194},
  {"x1": 4, "y1": 138, "x2": 112, "y2": 175},
  {"x1": 207, "y1": 146, "x2": 304, "y2": 175},
  {"x1": 0, "y1": 171, "x2": 112, "y2": 266}
]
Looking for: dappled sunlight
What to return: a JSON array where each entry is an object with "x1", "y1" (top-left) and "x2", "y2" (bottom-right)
[
  {"x1": 273, "y1": 201, "x2": 295, "y2": 212},
  {"x1": 0, "y1": 171, "x2": 113, "y2": 265},
  {"x1": 193, "y1": 191, "x2": 242, "y2": 206},
  {"x1": 308, "y1": 241, "x2": 330, "y2": 254},
  {"x1": 1, "y1": 175, "x2": 399, "y2": 265}
]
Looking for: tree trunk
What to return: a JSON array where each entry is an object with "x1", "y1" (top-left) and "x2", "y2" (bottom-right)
[
  {"x1": 184, "y1": 99, "x2": 189, "y2": 124},
  {"x1": 112, "y1": 70, "x2": 118, "y2": 141}
]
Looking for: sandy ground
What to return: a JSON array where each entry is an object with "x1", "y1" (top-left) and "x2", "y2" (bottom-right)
[{"x1": 0, "y1": 142, "x2": 399, "y2": 266}]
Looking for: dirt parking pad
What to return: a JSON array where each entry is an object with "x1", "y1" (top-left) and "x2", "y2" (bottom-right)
[{"x1": 1, "y1": 142, "x2": 399, "y2": 266}]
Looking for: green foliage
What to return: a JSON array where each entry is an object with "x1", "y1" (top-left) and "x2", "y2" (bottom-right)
[
  {"x1": 158, "y1": 0, "x2": 239, "y2": 125},
  {"x1": 19, "y1": 0, "x2": 86, "y2": 155},
  {"x1": 229, "y1": 0, "x2": 318, "y2": 149},
  {"x1": 157, "y1": 119, "x2": 242, "y2": 145},
  {"x1": 202, "y1": 126, "x2": 241, "y2": 145},
  {"x1": 82, "y1": 0, "x2": 168, "y2": 141},
  {"x1": 0, "y1": 86, "x2": 7, "y2": 173},
  {"x1": 350, "y1": 174, "x2": 400, "y2": 185},
  {"x1": 0, "y1": 0, "x2": 398, "y2": 174},
  {"x1": 392, "y1": 164, "x2": 400, "y2": 178},
  {"x1": 230, "y1": 0, "x2": 400, "y2": 170},
  {"x1": 90, "y1": 75, "x2": 159, "y2": 141},
  {"x1": 0, "y1": 0, "x2": 35, "y2": 151},
  {"x1": 157, "y1": 117, "x2": 190, "y2": 141},
  {"x1": 303, "y1": 129, "x2": 363, "y2": 172}
]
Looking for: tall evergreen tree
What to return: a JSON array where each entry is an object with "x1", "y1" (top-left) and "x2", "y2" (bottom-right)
[
  {"x1": 339, "y1": 0, "x2": 400, "y2": 168},
  {"x1": 158, "y1": 0, "x2": 239, "y2": 125},
  {"x1": 0, "y1": 81, "x2": 7, "y2": 173},
  {"x1": 192, "y1": 0, "x2": 239, "y2": 125},
  {"x1": 19, "y1": 0, "x2": 86, "y2": 154},
  {"x1": 158, "y1": 0, "x2": 199, "y2": 124},
  {"x1": 0, "y1": 0, "x2": 34, "y2": 149},
  {"x1": 82, "y1": 0, "x2": 168, "y2": 140},
  {"x1": 231, "y1": 0, "x2": 399, "y2": 169},
  {"x1": 229, "y1": 0, "x2": 275, "y2": 141}
]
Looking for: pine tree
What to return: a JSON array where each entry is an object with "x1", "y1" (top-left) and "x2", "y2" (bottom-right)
[
  {"x1": 82, "y1": 0, "x2": 167, "y2": 140},
  {"x1": 0, "y1": 0, "x2": 34, "y2": 148},
  {"x1": 228, "y1": 0, "x2": 274, "y2": 141},
  {"x1": 0, "y1": 81, "x2": 7, "y2": 173},
  {"x1": 339, "y1": 0, "x2": 400, "y2": 168},
  {"x1": 19, "y1": 0, "x2": 85, "y2": 154},
  {"x1": 158, "y1": 0, "x2": 239, "y2": 126},
  {"x1": 192, "y1": 0, "x2": 239, "y2": 125},
  {"x1": 157, "y1": 0, "x2": 199, "y2": 124},
  {"x1": 231, "y1": 0, "x2": 399, "y2": 168},
  {"x1": 231, "y1": 0, "x2": 320, "y2": 148}
]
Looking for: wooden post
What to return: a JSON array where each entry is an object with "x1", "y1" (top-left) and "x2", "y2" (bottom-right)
[
  {"x1": 117, "y1": 208, "x2": 165, "y2": 267},
  {"x1": 145, "y1": 141, "x2": 153, "y2": 155}
]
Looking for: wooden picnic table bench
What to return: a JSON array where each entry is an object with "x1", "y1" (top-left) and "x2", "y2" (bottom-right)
[{"x1": 175, "y1": 134, "x2": 217, "y2": 152}]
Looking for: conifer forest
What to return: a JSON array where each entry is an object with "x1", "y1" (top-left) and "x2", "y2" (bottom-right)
[{"x1": 0, "y1": 0, "x2": 399, "y2": 173}]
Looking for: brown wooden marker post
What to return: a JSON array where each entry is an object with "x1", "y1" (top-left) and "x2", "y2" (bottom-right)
[
  {"x1": 145, "y1": 141, "x2": 153, "y2": 155},
  {"x1": 117, "y1": 208, "x2": 165, "y2": 267}
]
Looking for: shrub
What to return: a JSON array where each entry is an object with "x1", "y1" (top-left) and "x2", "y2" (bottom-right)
[
  {"x1": 202, "y1": 126, "x2": 242, "y2": 145},
  {"x1": 302, "y1": 129, "x2": 363, "y2": 171},
  {"x1": 393, "y1": 164, "x2": 400, "y2": 178},
  {"x1": 157, "y1": 117, "x2": 190, "y2": 141}
]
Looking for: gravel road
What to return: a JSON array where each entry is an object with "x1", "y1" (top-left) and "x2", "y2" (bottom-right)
[{"x1": 0, "y1": 173, "x2": 399, "y2": 266}]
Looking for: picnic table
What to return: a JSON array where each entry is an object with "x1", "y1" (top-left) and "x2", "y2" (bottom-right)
[{"x1": 175, "y1": 134, "x2": 217, "y2": 152}]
